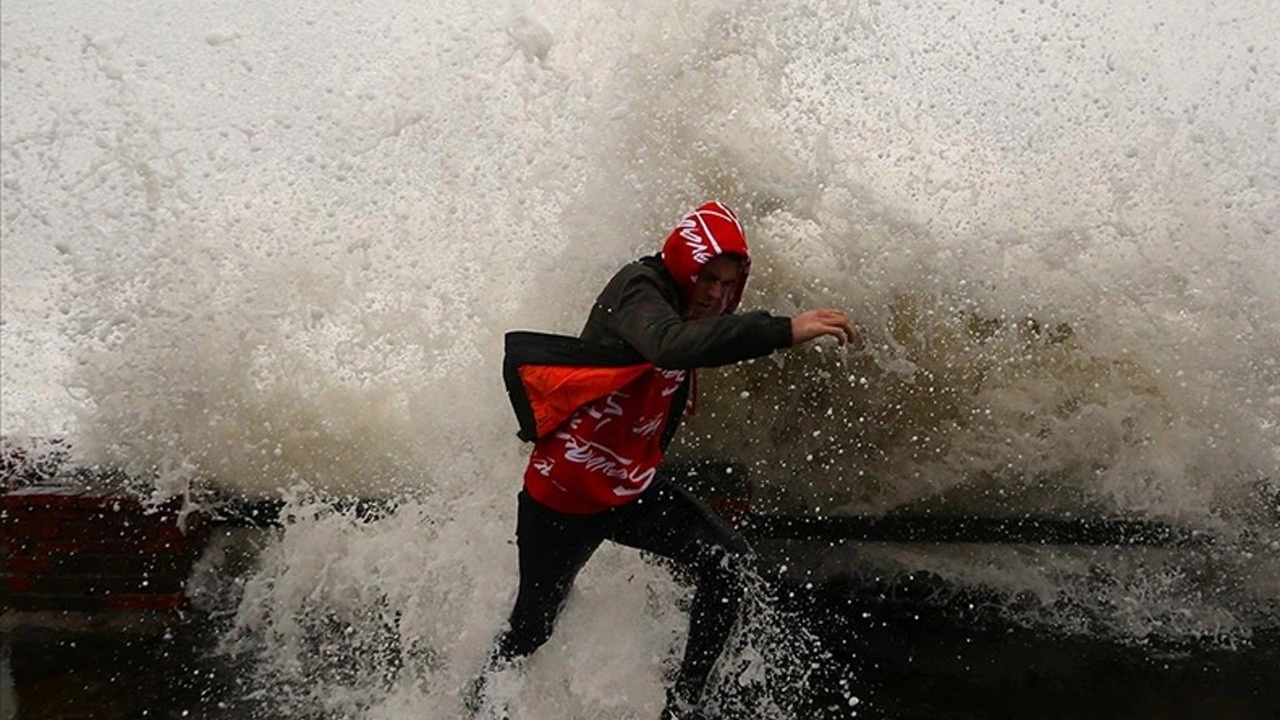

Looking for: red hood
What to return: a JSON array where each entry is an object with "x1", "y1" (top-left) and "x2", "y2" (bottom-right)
[{"x1": 660, "y1": 201, "x2": 750, "y2": 315}]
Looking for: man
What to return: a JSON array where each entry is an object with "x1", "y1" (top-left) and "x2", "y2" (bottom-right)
[{"x1": 476, "y1": 201, "x2": 856, "y2": 720}]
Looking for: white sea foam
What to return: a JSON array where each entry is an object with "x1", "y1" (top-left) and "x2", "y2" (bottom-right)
[{"x1": 3, "y1": 0, "x2": 1278, "y2": 716}]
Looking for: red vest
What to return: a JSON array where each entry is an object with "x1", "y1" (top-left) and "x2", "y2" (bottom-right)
[{"x1": 523, "y1": 367, "x2": 687, "y2": 514}]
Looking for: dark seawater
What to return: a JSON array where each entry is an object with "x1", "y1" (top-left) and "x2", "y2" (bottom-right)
[
  {"x1": 4, "y1": 1, "x2": 1278, "y2": 717},
  {"x1": 7, "y1": 596, "x2": 1279, "y2": 720}
]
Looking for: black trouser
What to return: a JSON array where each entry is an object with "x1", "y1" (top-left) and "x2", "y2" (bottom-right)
[{"x1": 492, "y1": 482, "x2": 753, "y2": 705}]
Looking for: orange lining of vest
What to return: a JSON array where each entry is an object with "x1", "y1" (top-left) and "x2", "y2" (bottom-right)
[{"x1": 518, "y1": 363, "x2": 654, "y2": 439}]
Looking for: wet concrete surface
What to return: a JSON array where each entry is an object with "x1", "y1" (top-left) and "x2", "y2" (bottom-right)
[
  {"x1": 5, "y1": 603, "x2": 1279, "y2": 720},
  {"x1": 808, "y1": 609, "x2": 1280, "y2": 720},
  {"x1": 3, "y1": 612, "x2": 250, "y2": 720}
]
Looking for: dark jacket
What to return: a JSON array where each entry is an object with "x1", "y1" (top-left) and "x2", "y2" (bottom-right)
[
  {"x1": 582, "y1": 256, "x2": 793, "y2": 369},
  {"x1": 504, "y1": 256, "x2": 791, "y2": 446}
]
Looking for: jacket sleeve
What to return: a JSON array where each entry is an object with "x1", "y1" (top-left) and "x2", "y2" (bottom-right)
[{"x1": 610, "y1": 273, "x2": 793, "y2": 369}]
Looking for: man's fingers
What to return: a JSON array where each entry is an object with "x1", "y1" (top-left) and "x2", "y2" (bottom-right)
[
  {"x1": 837, "y1": 322, "x2": 854, "y2": 345},
  {"x1": 819, "y1": 320, "x2": 848, "y2": 344},
  {"x1": 793, "y1": 309, "x2": 859, "y2": 346},
  {"x1": 822, "y1": 320, "x2": 845, "y2": 344},
  {"x1": 819, "y1": 309, "x2": 855, "y2": 345},
  {"x1": 840, "y1": 319, "x2": 857, "y2": 346}
]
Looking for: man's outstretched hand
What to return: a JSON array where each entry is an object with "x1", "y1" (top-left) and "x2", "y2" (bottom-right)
[{"x1": 791, "y1": 309, "x2": 858, "y2": 347}]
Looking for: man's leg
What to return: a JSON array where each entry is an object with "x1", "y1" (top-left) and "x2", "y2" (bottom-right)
[
  {"x1": 604, "y1": 483, "x2": 753, "y2": 711},
  {"x1": 468, "y1": 491, "x2": 601, "y2": 714},
  {"x1": 495, "y1": 490, "x2": 603, "y2": 660}
]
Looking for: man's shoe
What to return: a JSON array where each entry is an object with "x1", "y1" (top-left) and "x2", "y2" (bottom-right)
[
  {"x1": 462, "y1": 673, "x2": 484, "y2": 717},
  {"x1": 659, "y1": 691, "x2": 711, "y2": 720},
  {"x1": 463, "y1": 671, "x2": 510, "y2": 720}
]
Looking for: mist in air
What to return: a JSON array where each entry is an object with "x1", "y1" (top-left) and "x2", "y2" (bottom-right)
[{"x1": 3, "y1": 0, "x2": 1277, "y2": 717}]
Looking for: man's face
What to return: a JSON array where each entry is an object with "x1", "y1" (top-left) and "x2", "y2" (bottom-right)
[{"x1": 688, "y1": 255, "x2": 742, "y2": 319}]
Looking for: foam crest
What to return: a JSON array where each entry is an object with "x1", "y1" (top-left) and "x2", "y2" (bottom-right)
[{"x1": 3, "y1": 0, "x2": 1278, "y2": 712}]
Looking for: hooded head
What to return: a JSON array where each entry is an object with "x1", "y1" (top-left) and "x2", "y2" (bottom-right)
[{"x1": 660, "y1": 201, "x2": 751, "y2": 317}]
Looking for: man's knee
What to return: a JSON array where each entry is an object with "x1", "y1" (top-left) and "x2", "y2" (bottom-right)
[
  {"x1": 694, "y1": 536, "x2": 753, "y2": 591},
  {"x1": 714, "y1": 525, "x2": 754, "y2": 567},
  {"x1": 722, "y1": 532, "x2": 753, "y2": 563}
]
